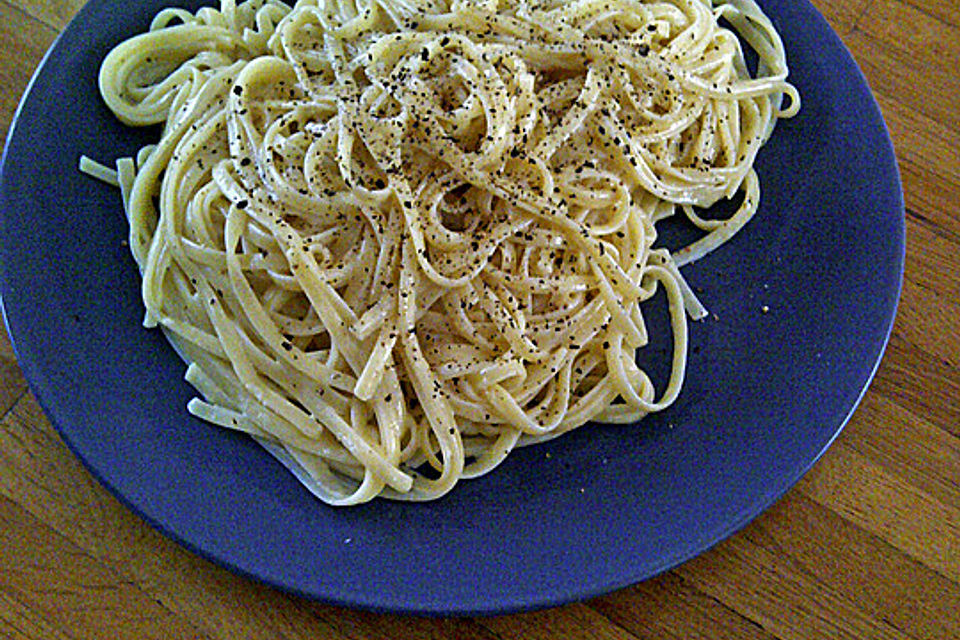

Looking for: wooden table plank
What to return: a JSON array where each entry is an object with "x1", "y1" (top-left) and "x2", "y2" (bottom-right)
[
  {"x1": 0, "y1": 0, "x2": 58, "y2": 140},
  {"x1": 6, "y1": 0, "x2": 81, "y2": 30},
  {"x1": 0, "y1": 395, "x2": 354, "y2": 640},
  {"x1": 800, "y1": 440, "x2": 960, "y2": 584},
  {"x1": 673, "y1": 521, "x2": 916, "y2": 640},
  {"x1": 847, "y1": 0, "x2": 960, "y2": 133},
  {"x1": 0, "y1": 493, "x2": 210, "y2": 640},
  {"x1": 863, "y1": 0, "x2": 960, "y2": 72},
  {"x1": 0, "y1": 0, "x2": 957, "y2": 637},
  {"x1": 808, "y1": 0, "x2": 870, "y2": 36},
  {"x1": 843, "y1": 393, "x2": 960, "y2": 514},
  {"x1": 303, "y1": 607, "x2": 503, "y2": 640},
  {"x1": 898, "y1": 0, "x2": 960, "y2": 28},
  {"x1": 874, "y1": 334, "x2": 960, "y2": 441},
  {"x1": 481, "y1": 604, "x2": 639, "y2": 640},
  {"x1": 875, "y1": 97, "x2": 960, "y2": 237},
  {"x1": 591, "y1": 575, "x2": 780, "y2": 640},
  {"x1": 0, "y1": 588, "x2": 81, "y2": 640},
  {"x1": 744, "y1": 492, "x2": 960, "y2": 640},
  {"x1": 0, "y1": 331, "x2": 27, "y2": 421}
]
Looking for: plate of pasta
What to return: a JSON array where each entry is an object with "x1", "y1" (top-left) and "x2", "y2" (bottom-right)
[{"x1": 0, "y1": 0, "x2": 902, "y2": 614}]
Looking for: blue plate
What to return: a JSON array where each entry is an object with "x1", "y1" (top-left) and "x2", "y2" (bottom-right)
[{"x1": 0, "y1": 0, "x2": 903, "y2": 615}]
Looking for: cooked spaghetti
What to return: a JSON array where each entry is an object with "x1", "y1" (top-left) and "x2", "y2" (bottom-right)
[{"x1": 90, "y1": 0, "x2": 798, "y2": 504}]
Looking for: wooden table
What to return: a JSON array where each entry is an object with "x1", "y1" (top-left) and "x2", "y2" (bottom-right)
[{"x1": 1, "y1": 0, "x2": 957, "y2": 637}]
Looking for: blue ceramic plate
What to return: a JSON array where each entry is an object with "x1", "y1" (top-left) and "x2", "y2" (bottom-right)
[{"x1": 0, "y1": 0, "x2": 903, "y2": 615}]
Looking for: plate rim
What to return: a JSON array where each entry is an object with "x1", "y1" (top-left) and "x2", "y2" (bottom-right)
[{"x1": 0, "y1": 0, "x2": 905, "y2": 616}]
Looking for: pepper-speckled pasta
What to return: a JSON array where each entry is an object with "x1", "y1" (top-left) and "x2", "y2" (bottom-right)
[{"x1": 88, "y1": 0, "x2": 798, "y2": 504}]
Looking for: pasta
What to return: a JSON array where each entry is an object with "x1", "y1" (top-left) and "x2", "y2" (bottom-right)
[{"x1": 90, "y1": 0, "x2": 798, "y2": 504}]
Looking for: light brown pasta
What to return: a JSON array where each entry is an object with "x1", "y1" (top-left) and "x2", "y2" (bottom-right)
[{"x1": 88, "y1": 0, "x2": 798, "y2": 504}]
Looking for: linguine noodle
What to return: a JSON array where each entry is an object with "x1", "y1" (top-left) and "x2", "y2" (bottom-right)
[{"x1": 88, "y1": 0, "x2": 798, "y2": 504}]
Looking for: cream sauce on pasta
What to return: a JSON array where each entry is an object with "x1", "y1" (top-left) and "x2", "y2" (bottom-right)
[{"x1": 90, "y1": 0, "x2": 798, "y2": 504}]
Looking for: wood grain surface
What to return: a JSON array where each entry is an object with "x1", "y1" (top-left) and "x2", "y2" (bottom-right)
[{"x1": 1, "y1": 0, "x2": 957, "y2": 637}]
